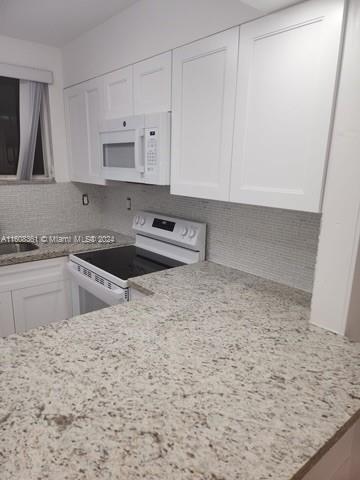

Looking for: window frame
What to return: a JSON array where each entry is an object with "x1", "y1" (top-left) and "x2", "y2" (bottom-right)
[
  {"x1": 0, "y1": 81, "x2": 53, "y2": 183},
  {"x1": 32, "y1": 86, "x2": 53, "y2": 180}
]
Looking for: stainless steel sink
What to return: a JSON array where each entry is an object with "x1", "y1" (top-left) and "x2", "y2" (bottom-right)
[{"x1": 0, "y1": 242, "x2": 39, "y2": 255}]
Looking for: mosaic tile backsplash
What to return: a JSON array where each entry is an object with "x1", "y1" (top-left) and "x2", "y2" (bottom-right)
[
  {"x1": 100, "y1": 184, "x2": 321, "y2": 292},
  {"x1": 0, "y1": 182, "x2": 321, "y2": 291}
]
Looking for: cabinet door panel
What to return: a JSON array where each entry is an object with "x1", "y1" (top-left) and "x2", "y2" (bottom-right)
[
  {"x1": 230, "y1": 0, "x2": 344, "y2": 212},
  {"x1": 84, "y1": 78, "x2": 104, "y2": 180},
  {"x1": 13, "y1": 281, "x2": 72, "y2": 333},
  {"x1": 104, "y1": 66, "x2": 133, "y2": 118},
  {"x1": 64, "y1": 86, "x2": 88, "y2": 182},
  {"x1": 64, "y1": 81, "x2": 105, "y2": 185},
  {"x1": 0, "y1": 292, "x2": 15, "y2": 337},
  {"x1": 171, "y1": 28, "x2": 239, "y2": 201},
  {"x1": 134, "y1": 52, "x2": 172, "y2": 114}
]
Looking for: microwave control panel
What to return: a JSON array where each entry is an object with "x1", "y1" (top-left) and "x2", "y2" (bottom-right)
[{"x1": 145, "y1": 128, "x2": 158, "y2": 174}]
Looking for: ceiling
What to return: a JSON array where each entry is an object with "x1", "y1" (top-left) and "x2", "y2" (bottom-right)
[
  {"x1": 0, "y1": 0, "x2": 140, "y2": 47},
  {"x1": 0, "y1": 0, "x2": 302, "y2": 48},
  {"x1": 241, "y1": 0, "x2": 302, "y2": 12}
]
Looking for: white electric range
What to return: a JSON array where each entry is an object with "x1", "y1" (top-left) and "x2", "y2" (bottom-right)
[{"x1": 67, "y1": 211, "x2": 206, "y2": 315}]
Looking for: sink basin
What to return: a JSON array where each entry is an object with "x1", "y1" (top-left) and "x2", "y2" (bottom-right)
[{"x1": 0, "y1": 242, "x2": 39, "y2": 255}]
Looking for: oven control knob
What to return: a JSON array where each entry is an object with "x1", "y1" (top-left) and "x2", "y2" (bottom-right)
[
  {"x1": 139, "y1": 216, "x2": 146, "y2": 226},
  {"x1": 135, "y1": 215, "x2": 140, "y2": 225},
  {"x1": 181, "y1": 227, "x2": 188, "y2": 237},
  {"x1": 189, "y1": 228, "x2": 196, "y2": 239}
]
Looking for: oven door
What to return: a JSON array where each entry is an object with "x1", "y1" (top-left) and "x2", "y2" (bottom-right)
[
  {"x1": 100, "y1": 127, "x2": 145, "y2": 182},
  {"x1": 67, "y1": 261, "x2": 127, "y2": 316}
]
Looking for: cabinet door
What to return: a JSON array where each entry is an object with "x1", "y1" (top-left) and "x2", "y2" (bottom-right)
[
  {"x1": 0, "y1": 292, "x2": 15, "y2": 337},
  {"x1": 103, "y1": 66, "x2": 133, "y2": 118},
  {"x1": 134, "y1": 52, "x2": 172, "y2": 114},
  {"x1": 64, "y1": 82, "x2": 105, "y2": 185},
  {"x1": 13, "y1": 281, "x2": 72, "y2": 333},
  {"x1": 64, "y1": 85, "x2": 88, "y2": 182},
  {"x1": 230, "y1": 0, "x2": 344, "y2": 212},
  {"x1": 171, "y1": 28, "x2": 239, "y2": 200},
  {"x1": 83, "y1": 78, "x2": 105, "y2": 181}
]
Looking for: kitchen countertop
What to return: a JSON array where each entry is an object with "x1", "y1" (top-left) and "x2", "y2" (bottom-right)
[
  {"x1": 1, "y1": 261, "x2": 360, "y2": 480},
  {"x1": 0, "y1": 229, "x2": 134, "y2": 267}
]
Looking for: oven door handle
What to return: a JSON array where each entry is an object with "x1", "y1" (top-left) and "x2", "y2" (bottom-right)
[{"x1": 67, "y1": 262, "x2": 127, "y2": 306}]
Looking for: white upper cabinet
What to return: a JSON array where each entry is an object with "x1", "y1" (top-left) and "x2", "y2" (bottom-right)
[
  {"x1": 84, "y1": 78, "x2": 105, "y2": 181},
  {"x1": 103, "y1": 65, "x2": 134, "y2": 118},
  {"x1": 63, "y1": 0, "x2": 343, "y2": 206},
  {"x1": 230, "y1": 0, "x2": 345, "y2": 212},
  {"x1": 133, "y1": 52, "x2": 172, "y2": 114},
  {"x1": 171, "y1": 28, "x2": 239, "y2": 201},
  {"x1": 64, "y1": 78, "x2": 105, "y2": 185},
  {"x1": 64, "y1": 85, "x2": 88, "y2": 182}
]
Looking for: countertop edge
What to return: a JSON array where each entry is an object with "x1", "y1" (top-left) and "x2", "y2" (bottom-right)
[{"x1": 291, "y1": 410, "x2": 360, "y2": 479}]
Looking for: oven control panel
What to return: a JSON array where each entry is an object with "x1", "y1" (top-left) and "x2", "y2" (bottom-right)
[{"x1": 133, "y1": 211, "x2": 206, "y2": 259}]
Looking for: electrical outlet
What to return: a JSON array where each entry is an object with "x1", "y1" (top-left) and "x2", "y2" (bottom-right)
[
  {"x1": 126, "y1": 197, "x2": 132, "y2": 210},
  {"x1": 82, "y1": 194, "x2": 89, "y2": 206}
]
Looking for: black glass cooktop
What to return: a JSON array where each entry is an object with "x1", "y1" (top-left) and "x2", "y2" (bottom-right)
[{"x1": 75, "y1": 245, "x2": 184, "y2": 280}]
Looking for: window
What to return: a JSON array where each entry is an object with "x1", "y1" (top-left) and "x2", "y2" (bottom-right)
[
  {"x1": 0, "y1": 77, "x2": 19, "y2": 176},
  {"x1": 0, "y1": 75, "x2": 51, "y2": 181}
]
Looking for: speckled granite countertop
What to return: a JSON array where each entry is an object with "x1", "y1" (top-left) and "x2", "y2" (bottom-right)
[
  {"x1": 0, "y1": 229, "x2": 134, "y2": 267},
  {"x1": 1, "y1": 262, "x2": 360, "y2": 480}
]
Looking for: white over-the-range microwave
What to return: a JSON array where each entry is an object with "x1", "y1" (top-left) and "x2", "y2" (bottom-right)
[{"x1": 99, "y1": 111, "x2": 170, "y2": 185}]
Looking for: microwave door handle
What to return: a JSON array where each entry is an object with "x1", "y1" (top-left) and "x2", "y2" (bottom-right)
[{"x1": 134, "y1": 128, "x2": 145, "y2": 173}]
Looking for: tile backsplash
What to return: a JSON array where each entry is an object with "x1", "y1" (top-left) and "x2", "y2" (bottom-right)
[
  {"x1": 100, "y1": 184, "x2": 321, "y2": 292},
  {"x1": 0, "y1": 182, "x2": 321, "y2": 292},
  {"x1": 0, "y1": 182, "x2": 103, "y2": 236}
]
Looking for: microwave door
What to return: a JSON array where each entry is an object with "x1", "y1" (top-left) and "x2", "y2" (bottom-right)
[
  {"x1": 134, "y1": 128, "x2": 145, "y2": 173},
  {"x1": 101, "y1": 129, "x2": 145, "y2": 182}
]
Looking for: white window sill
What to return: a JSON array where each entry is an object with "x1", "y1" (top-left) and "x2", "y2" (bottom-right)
[{"x1": 0, "y1": 178, "x2": 55, "y2": 186}]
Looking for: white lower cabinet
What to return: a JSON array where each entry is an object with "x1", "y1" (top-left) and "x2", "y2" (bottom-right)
[
  {"x1": 0, "y1": 257, "x2": 72, "y2": 336},
  {"x1": 0, "y1": 292, "x2": 15, "y2": 337},
  {"x1": 12, "y1": 281, "x2": 71, "y2": 334}
]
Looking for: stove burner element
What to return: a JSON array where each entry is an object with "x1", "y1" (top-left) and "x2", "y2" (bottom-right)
[{"x1": 75, "y1": 245, "x2": 183, "y2": 280}]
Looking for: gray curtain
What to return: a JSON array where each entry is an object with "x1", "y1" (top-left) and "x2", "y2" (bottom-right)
[{"x1": 16, "y1": 80, "x2": 44, "y2": 180}]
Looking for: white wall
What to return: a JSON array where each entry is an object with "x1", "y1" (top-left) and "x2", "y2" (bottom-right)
[
  {"x1": 62, "y1": 0, "x2": 259, "y2": 86},
  {"x1": 345, "y1": 241, "x2": 360, "y2": 341},
  {"x1": 0, "y1": 35, "x2": 69, "y2": 181},
  {"x1": 310, "y1": 0, "x2": 360, "y2": 335}
]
